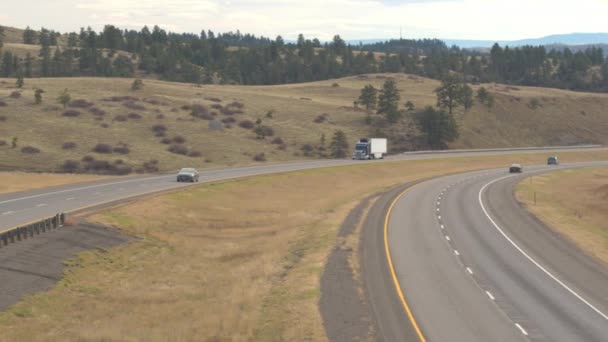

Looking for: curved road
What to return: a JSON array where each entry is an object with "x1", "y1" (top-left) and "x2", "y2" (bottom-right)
[
  {"x1": 385, "y1": 161, "x2": 608, "y2": 341},
  {"x1": 3, "y1": 146, "x2": 603, "y2": 232}
]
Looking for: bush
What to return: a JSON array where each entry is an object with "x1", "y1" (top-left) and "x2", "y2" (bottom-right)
[
  {"x1": 0, "y1": 140, "x2": 7, "y2": 146},
  {"x1": 138, "y1": 159, "x2": 159, "y2": 173},
  {"x1": 156, "y1": 114, "x2": 165, "y2": 119},
  {"x1": 211, "y1": 103, "x2": 223, "y2": 110},
  {"x1": 238, "y1": 120, "x2": 255, "y2": 129},
  {"x1": 100, "y1": 123, "x2": 109, "y2": 128},
  {"x1": 0, "y1": 101, "x2": 7, "y2": 107},
  {"x1": 82, "y1": 155, "x2": 95, "y2": 162},
  {"x1": 60, "y1": 160, "x2": 80, "y2": 173},
  {"x1": 222, "y1": 117, "x2": 236, "y2": 124},
  {"x1": 9, "y1": 91, "x2": 21, "y2": 99},
  {"x1": 62, "y1": 142, "x2": 77, "y2": 150},
  {"x1": 69, "y1": 99, "x2": 94, "y2": 108},
  {"x1": 301, "y1": 144, "x2": 314, "y2": 156},
  {"x1": 123, "y1": 101, "x2": 145, "y2": 110},
  {"x1": 227, "y1": 101, "x2": 244, "y2": 109},
  {"x1": 188, "y1": 150, "x2": 202, "y2": 157},
  {"x1": 172, "y1": 135, "x2": 186, "y2": 144},
  {"x1": 152, "y1": 124, "x2": 168, "y2": 137},
  {"x1": 131, "y1": 78, "x2": 144, "y2": 91},
  {"x1": 331, "y1": 82, "x2": 340, "y2": 87},
  {"x1": 113, "y1": 114, "x2": 128, "y2": 122},
  {"x1": 21, "y1": 146, "x2": 40, "y2": 154},
  {"x1": 191, "y1": 104, "x2": 209, "y2": 115},
  {"x1": 89, "y1": 107, "x2": 106, "y2": 116},
  {"x1": 113, "y1": 146, "x2": 130, "y2": 154},
  {"x1": 0, "y1": 115, "x2": 6, "y2": 121},
  {"x1": 103, "y1": 96, "x2": 139, "y2": 102},
  {"x1": 221, "y1": 107, "x2": 237, "y2": 115},
  {"x1": 265, "y1": 110, "x2": 274, "y2": 118},
  {"x1": 271, "y1": 137, "x2": 284, "y2": 145},
  {"x1": 92, "y1": 143, "x2": 113, "y2": 154},
  {"x1": 127, "y1": 112, "x2": 142, "y2": 119},
  {"x1": 205, "y1": 97, "x2": 222, "y2": 102},
  {"x1": 314, "y1": 113, "x2": 328, "y2": 123},
  {"x1": 253, "y1": 153, "x2": 266, "y2": 162},
  {"x1": 254, "y1": 125, "x2": 274, "y2": 138},
  {"x1": 62, "y1": 110, "x2": 81, "y2": 117},
  {"x1": 168, "y1": 144, "x2": 189, "y2": 155},
  {"x1": 160, "y1": 137, "x2": 172, "y2": 144}
]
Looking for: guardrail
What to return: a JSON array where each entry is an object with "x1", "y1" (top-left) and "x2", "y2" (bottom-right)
[
  {"x1": 0, "y1": 213, "x2": 65, "y2": 248},
  {"x1": 400, "y1": 145, "x2": 604, "y2": 155}
]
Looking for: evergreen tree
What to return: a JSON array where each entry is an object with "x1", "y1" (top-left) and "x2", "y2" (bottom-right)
[
  {"x1": 0, "y1": 26, "x2": 4, "y2": 49},
  {"x1": 35, "y1": 89, "x2": 44, "y2": 104},
  {"x1": 413, "y1": 106, "x2": 459, "y2": 149},
  {"x1": 329, "y1": 130, "x2": 349, "y2": 158},
  {"x1": 435, "y1": 74, "x2": 470, "y2": 114},
  {"x1": 23, "y1": 26, "x2": 36, "y2": 44},
  {"x1": 358, "y1": 84, "x2": 377, "y2": 110},
  {"x1": 57, "y1": 88, "x2": 71, "y2": 108},
  {"x1": 16, "y1": 71, "x2": 24, "y2": 88},
  {"x1": 24, "y1": 53, "x2": 33, "y2": 77},
  {"x1": 2, "y1": 51, "x2": 13, "y2": 77},
  {"x1": 377, "y1": 79, "x2": 400, "y2": 121},
  {"x1": 405, "y1": 100, "x2": 415, "y2": 111}
]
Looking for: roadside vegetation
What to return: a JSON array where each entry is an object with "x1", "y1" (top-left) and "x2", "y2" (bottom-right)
[
  {"x1": 1, "y1": 150, "x2": 607, "y2": 340},
  {"x1": 516, "y1": 166, "x2": 608, "y2": 265},
  {"x1": 0, "y1": 172, "x2": 107, "y2": 194}
]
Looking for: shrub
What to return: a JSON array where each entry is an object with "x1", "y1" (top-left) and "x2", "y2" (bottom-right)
[
  {"x1": 222, "y1": 117, "x2": 236, "y2": 124},
  {"x1": 253, "y1": 153, "x2": 266, "y2": 162},
  {"x1": 221, "y1": 107, "x2": 236, "y2": 115},
  {"x1": 127, "y1": 112, "x2": 142, "y2": 119},
  {"x1": 181, "y1": 104, "x2": 191, "y2": 111},
  {"x1": 9, "y1": 91, "x2": 21, "y2": 99},
  {"x1": 62, "y1": 110, "x2": 81, "y2": 117},
  {"x1": 0, "y1": 115, "x2": 6, "y2": 121},
  {"x1": 160, "y1": 137, "x2": 172, "y2": 144},
  {"x1": 314, "y1": 113, "x2": 328, "y2": 123},
  {"x1": 123, "y1": 101, "x2": 145, "y2": 110},
  {"x1": 265, "y1": 109, "x2": 274, "y2": 118},
  {"x1": 168, "y1": 144, "x2": 189, "y2": 155},
  {"x1": 60, "y1": 160, "x2": 80, "y2": 173},
  {"x1": 227, "y1": 101, "x2": 244, "y2": 109},
  {"x1": 205, "y1": 97, "x2": 222, "y2": 102},
  {"x1": 138, "y1": 159, "x2": 159, "y2": 173},
  {"x1": 62, "y1": 142, "x2": 77, "y2": 150},
  {"x1": 103, "y1": 96, "x2": 139, "y2": 102},
  {"x1": 0, "y1": 101, "x2": 7, "y2": 107},
  {"x1": 301, "y1": 144, "x2": 314, "y2": 155},
  {"x1": 271, "y1": 137, "x2": 284, "y2": 145},
  {"x1": 100, "y1": 123, "x2": 109, "y2": 128},
  {"x1": 21, "y1": 146, "x2": 40, "y2": 154},
  {"x1": 191, "y1": 104, "x2": 209, "y2": 115},
  {"x1": 92, "y1": 143, "x2": 113, "y2": 154},
  {"x1": 89, "y1": 107, "x2": 106, "y2": 116},
  {"x1": 239, "y1": 120, "x2": 255, "y2": 129},
  {"x1": 82, "y1": 155, "x2": 95, "y2": 163},
  {"x1": 254, "y1": 125, "x2": 274, "y2": 138},
  {"x1": 172, "y1": 135, "x2": 186, "y2": 144},
  {"x1": 278, "y1": 144, "x2": 287, "y2": 150},
  {"x1": 0, "y1": 140, "x2": 6, "y2": 146},
  {"x1": 131, "y1": 78, "x2": 144, "y2": 90},
  {"x1": 152, "y1": 124, "x2": 168, "y2": 137},
  {"x1": 331, "y1": 82, "x2": 340, "y2": 87},
  {"x1": 113, "y1": 146, "x2": 130, "y2": 154},
  {"x1": 113, "y1": 114, "x2": 128, "y2": 122},
  {"x1": 156, "y1": 114, "x2": 165, "y2": 119},
  {"x1": 188, "y1": 150, "x2": 202, "y2": 157},
  {"x1": 69, "y1": 99, "x2": 94, "y2": 108},
  {"x1": 211, "y1": 103, "x2": 223, "y2": 110}
]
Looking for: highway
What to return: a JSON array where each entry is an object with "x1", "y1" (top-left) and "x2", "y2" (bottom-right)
[
  {"x1": 3, "y1": 145, "x2": 603, "y2": 232},
  {"x1": 385, "y1": 161, "x2": 608, "y2": 341}
]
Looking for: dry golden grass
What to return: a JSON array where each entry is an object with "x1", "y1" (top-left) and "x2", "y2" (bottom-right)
[
  {"x1": 1, "y1": 74, "x2": 608, "y2": 173},
  {"x1": 516, "y1": 166, "x2": 608, "y2": 265},
  {"x1": 1, "y1": 150, "x2": 607, "y2": 341},
  {"x1": 0, "y1": 172, "x2": 109, "y2": 194}
]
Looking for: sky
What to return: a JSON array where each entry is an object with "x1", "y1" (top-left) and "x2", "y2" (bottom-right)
[{"x1": 2, "y1": 0, "x2": 608, "y2": 41}]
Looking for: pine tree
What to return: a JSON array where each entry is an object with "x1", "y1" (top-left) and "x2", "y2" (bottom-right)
[
  {"x1": 16, "y1": 71, "x2": 24, "y2": 88},
  {"x1": 377, "y1": 79, "x2": 401, "y2": 122},
  {"x1": 358, "y1": 84, "x2": 377, "y2": 110},
  {"x1": 57, "y1": 88, "x2": 71, "y2": 108},
  {"x1": 0, "y1": 26, "x2": 4, "y2": 49},
  {"x1": 329, "y1": 130, "x2": 349, "y2": 158},
  {"x1": 435, "y1": 74, "x2": 470, "y2": 114},
  {"x1": 24, "y1": 53, "x2": 33, "y2": 77},
  {"x1": 23, "y1": 26, "x2": 36, "y2": 44},
  {"x1": 413, "y1": 106, "x2": 459, "y2": 149},
  {"x1": 35, "y1": 89, "x2": 44, "y2": 104}
]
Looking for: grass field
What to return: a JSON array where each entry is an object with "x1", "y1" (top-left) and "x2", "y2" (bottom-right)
[
  {"x1": 1, "y1": 150, "x2": 607, "y2": 341},
  {"x1": 0, "y1": 172, "x2": 109, "y2": 194},
  {"x1": 516, "y1": 167, "x2": 608, "y2": 265},
  {"x1": 1, "y1": 74, "x2": 608, "y2": 174}
]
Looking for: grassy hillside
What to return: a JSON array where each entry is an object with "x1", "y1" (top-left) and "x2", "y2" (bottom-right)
[{"x1": 1, "y1": 73, "x2": 607, "y2": 173}]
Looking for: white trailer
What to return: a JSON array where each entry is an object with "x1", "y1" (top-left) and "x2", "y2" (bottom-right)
[{"x1": 352, "y1": 138, "x2": 387, "y2": 160}]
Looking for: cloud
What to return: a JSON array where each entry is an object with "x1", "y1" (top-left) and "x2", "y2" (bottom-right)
[{"x1": 3, "y1": 0, "x2": 608, "y2": 41}]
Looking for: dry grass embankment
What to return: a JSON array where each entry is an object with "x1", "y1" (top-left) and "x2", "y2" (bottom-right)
[
  {"x1": 516, "y1": 166, "x2": 608, "y2": 265},
  {"x1": 1, "y1": 74, "x2": 608, "y2": 173},
  {"x1": 1, "y1": 150, "x2": 607, "y2": 341},
  {"x1": 0, "y1": 172, "x2": 109, "y2": 195}
]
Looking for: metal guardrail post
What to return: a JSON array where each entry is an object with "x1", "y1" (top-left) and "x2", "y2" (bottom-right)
[{"x1": 0, "y1": 213, "x2": 68, "y2": 248}]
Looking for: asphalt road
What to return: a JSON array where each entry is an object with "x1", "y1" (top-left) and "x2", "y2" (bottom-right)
[
  {"x1": 385, "y1": 161, "x2": 608, "y2": 341},
  {"x1": 2, "y1": 146, "x2": 605, "y2": 233}
]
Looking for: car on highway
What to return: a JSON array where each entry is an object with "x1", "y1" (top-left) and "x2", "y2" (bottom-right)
[
  {"x1": 547, "y1": 156, "x2": 559, "y2": 165},
  {"x1": 177, "y1": 168, "x2": 199, "y2": 182},
  {"x1": 509, "y1": 163, "x2": 523, "y2": 173}
]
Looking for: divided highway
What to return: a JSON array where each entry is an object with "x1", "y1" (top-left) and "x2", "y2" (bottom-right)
[
  {"x1": 385, "y1": 161, "x2": 608, "y2": 341},
  {"x1": 3, "y1": 146, "x2": 603, "y2": 232}
]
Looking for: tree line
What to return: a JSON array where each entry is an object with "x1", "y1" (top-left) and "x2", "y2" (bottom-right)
[{"x1": 0, "y1": 25, "x2": 607, "y2": 92}]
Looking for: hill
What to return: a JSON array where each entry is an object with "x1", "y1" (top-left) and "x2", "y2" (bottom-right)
[
  {"x1": 1, "y1": 74, "x2": 607, "y2": 173},
  {"x1": 444, "y1": 33, "x2": 608, "y2": 48}
]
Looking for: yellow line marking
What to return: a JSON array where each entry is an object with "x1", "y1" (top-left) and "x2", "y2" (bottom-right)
[{"x1": 384, "y1": 184, "x2": 427, "y2": 342}]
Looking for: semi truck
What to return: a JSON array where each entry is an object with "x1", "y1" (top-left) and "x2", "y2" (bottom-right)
[{"x1": 352, "y1": 138, "x2": 387, "y2": 160}]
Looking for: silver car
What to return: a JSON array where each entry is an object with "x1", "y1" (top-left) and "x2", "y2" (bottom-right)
[{"x1": 177, "y1": 168, "x2": 199, "y2": 182}]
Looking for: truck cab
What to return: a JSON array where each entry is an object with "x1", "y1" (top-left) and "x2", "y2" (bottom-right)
[{"x1": 352, "y1": 138, "x2": 387, "y2": 160}]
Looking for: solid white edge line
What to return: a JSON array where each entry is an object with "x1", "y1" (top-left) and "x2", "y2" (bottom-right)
[
  {"x1": 454, "y1": 250, "x2": 460, "y2": 256},
  {"x1": 466, "y1": 267, "x2": 474, "y2": 275},
  {"x1": 445, "y1": 235, "x2": 451, "y2": 241},
  {"x1": 515, "y1": 323, "x2": 528, "y2": 336},
  {"x1": 486, "y1": 291, "x2": 495, "y2": 300},
  {"x1": 479, "y1": 174, "x2": 608, "y2": 321}
]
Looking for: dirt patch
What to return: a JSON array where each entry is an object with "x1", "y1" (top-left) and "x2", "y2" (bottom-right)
[{"x1": 0, "y1": 223, "x2": 130, "y2": 312}]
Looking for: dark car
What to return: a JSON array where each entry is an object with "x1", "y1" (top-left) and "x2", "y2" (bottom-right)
[
  {"x1": 177, "y1": 168, "x2": 199, "y2": 182},
  {"x1": 547, "y1": 156, "x2": 559, "y2": 165},
  {"x1": 509, "y1": 163, "x2": 523, "y2": 173}
]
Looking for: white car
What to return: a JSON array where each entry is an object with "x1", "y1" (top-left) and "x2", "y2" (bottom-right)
[{"x1": 177, "y1": 168, "x2": 199, "y2": 182}]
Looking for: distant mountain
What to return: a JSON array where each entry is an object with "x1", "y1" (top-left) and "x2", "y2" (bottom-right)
[
  {"x1": 347, "y1": 33, "x2": 608, "y2": 49},
  {"x1": 444, "y1": 33, "x2": 608, "y2": 48}
]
